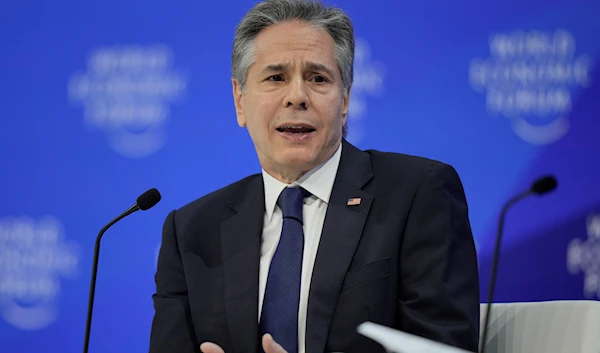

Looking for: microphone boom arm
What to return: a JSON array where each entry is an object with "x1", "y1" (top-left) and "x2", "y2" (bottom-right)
[
  {"x1": 82, "y1": 203, "x2": 139, "y2": 353},
  {"x1": 479, "y1": 190, "x2": 532, "y2": 353}
]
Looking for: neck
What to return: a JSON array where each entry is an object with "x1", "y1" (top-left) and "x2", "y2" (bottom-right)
[
  {"x1": 264, "y1": 168, "x2": 308, "y2": 184},
  {"x1": 261, "y1": 141, "x2": 342, "y2": 184}
]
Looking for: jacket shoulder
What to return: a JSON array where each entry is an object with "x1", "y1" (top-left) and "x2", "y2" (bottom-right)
[
  {"x1": 174, "y1": 173, "x2": 261, "y2": 225},
  {"x1": 365, "y1": 149, "x2": 454, "y2": 176},
  {"x1": 362, "y1": 148, "x2": 465, "y2": 195}
]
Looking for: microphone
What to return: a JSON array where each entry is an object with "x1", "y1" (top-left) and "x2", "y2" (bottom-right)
[
  {"x1": 479, "y1": 176, "x2": 557, "y2": 353},
  {"x1": 83, "y1": 188, "x2": 162, "y2": 353}
]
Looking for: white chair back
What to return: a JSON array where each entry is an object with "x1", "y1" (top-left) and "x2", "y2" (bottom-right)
[{"x1": 480, "y1": 300, "x2": 600, "y2": 353}]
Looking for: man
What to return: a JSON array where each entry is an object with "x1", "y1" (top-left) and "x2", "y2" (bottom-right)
[{"x1": 149, "y1": 0, "x2": 480, "y2": 353}]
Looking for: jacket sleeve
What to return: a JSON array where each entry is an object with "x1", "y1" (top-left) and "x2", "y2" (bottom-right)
[
  {"x1": 397, "y1": 162, "x2": 480, "y2": 352},
  {"x1": 149, "y1": 209, "x2": 200, "y2": 353}
]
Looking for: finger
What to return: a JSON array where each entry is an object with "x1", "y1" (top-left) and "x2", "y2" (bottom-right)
[
  {"x1": 262, "y1": 333, "x2": 273, "y2": 352},
  {"x1": 199, "y1": 342, "x2": 225, "y2": 353},
  {"x1": 262, "y1": 334, "x2": 288, "y2": 353}
]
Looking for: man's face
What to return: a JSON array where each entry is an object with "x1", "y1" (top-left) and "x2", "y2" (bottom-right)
[{"x1": 232, "y1": 20, "x2": 350, "y2": 181}]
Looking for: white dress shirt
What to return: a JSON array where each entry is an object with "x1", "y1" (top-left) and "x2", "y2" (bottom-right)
[{"x1": 258, "y1": 143, "x2": 342, "y2": 353}]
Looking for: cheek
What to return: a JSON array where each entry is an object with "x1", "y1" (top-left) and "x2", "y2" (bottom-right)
[
  {"x1": 246, "y1": 107, "x2": 275, "y2": 139},
  {"x1": 320, "y1": 100, "x2": 345, "y2": 129},
  {"x1": 256, "y1": 105, "x2": 278, "y2": 132},
  {"x1": 244, "y1": 98, "x2": 266, "y2": 123}
]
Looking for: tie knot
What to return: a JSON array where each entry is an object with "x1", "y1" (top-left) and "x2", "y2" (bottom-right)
[{"x1": 277, "y1": 187, "x2": 309, "y2": 223}]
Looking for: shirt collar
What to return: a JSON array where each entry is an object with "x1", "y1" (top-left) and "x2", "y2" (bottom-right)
[{"x1": 262, "y1": 142, "x2": 343, "y2": 222}]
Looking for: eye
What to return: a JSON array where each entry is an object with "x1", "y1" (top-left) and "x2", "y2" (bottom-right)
[
  {"x1": 267, "y1": 75, "x2": 283, "y2": 81},
  {"x1": 313, "y1": 75, "x2": 328, "y2": 83}
]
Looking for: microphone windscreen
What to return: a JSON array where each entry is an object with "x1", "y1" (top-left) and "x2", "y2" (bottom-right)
[
  {"x1": 137, "y1": 188, "x2": 162, "y2": 210},
  {"x1": 531, "y1": 176, "x2": 557, "y2": 195}
]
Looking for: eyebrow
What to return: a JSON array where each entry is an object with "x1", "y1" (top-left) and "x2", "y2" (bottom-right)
[
  {"x1": 262, "y1": 61, "x2": 336, "y2": 79},
  {"x1": 306, "y1": 62, "x2": 336, "y2": 79}
]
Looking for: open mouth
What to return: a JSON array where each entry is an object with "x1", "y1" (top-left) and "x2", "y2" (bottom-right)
[
  {"x1": 276, "y1": 124, "x2": 316, "y2": 141},
  {"x1": 276, "y1": 125, "x2": 316, "y2": 134}
]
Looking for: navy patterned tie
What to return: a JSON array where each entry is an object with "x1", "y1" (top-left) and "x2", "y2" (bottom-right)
[{"x1": 259, "y1": 187, "x2": 309, "y2": 353}]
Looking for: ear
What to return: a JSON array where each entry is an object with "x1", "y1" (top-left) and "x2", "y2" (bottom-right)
[
  {"x1": 232, "y1": 78, "x2": 246, "y2": 127},
  {"x1": 341, "y1": 85, "x2": 352, "y2": 126}
]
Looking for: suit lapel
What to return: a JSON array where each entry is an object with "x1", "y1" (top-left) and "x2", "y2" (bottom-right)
[
  {"x1": 220, "y1": 176, "x2": 264, "y2": 353},
  {"x1": 305, "y1": 140, "x2": 374, "y2": 353}
]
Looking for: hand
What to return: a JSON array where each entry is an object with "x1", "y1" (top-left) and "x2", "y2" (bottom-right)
[
  {"x1": 261, "y1": 333, "x2": 288, "y2": 353},
  {"x1": 200, "y1": 333, "x2": 288, "y2": 353},
  {"x1": 199, "y1": 341, "x2": 225, "y2": 353}
]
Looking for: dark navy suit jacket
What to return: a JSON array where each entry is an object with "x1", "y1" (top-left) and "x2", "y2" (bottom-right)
[{"x1": 149, "y1": 139, "x2": 480, "y2": 353}]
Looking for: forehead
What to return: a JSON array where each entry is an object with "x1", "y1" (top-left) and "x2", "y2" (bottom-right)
[{"x1": 251, "y1": 21, "x2": 338, "y2": 70}]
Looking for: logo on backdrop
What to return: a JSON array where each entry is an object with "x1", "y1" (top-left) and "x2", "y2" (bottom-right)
[
  {"x1": 347, "y1": 37, "x2": 385, "y2": 144},
  {"x1": 469, "y1": 29, "x2": 592, "y2": 145},
  {"x1": 68, "y1": 44, "x2": 188, "y2": 158},
  {"x1": 567, "y1": 213, "x2": 600, "y2": 299},
  {"x1": 0, "y1": 216, "x2": 79, "y2": 330}
]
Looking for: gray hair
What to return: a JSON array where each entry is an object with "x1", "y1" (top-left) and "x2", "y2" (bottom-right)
[{"x1": 232, "y1": 0, "x2": 354, "y2": 136}]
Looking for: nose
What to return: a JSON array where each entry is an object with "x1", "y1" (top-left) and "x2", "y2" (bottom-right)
[{"x1": 285, "y1": 77, "x2": 309, "y2": 110}]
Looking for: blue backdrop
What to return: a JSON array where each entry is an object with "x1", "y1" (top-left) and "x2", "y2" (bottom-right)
[{"x1": 1, "y1": 0, "x2": 599, "y2": 352}]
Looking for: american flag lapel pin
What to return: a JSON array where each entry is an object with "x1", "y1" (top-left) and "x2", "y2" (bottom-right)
[{"x1": 347, "y1": 197, "x2": 361, "y2": 206}]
